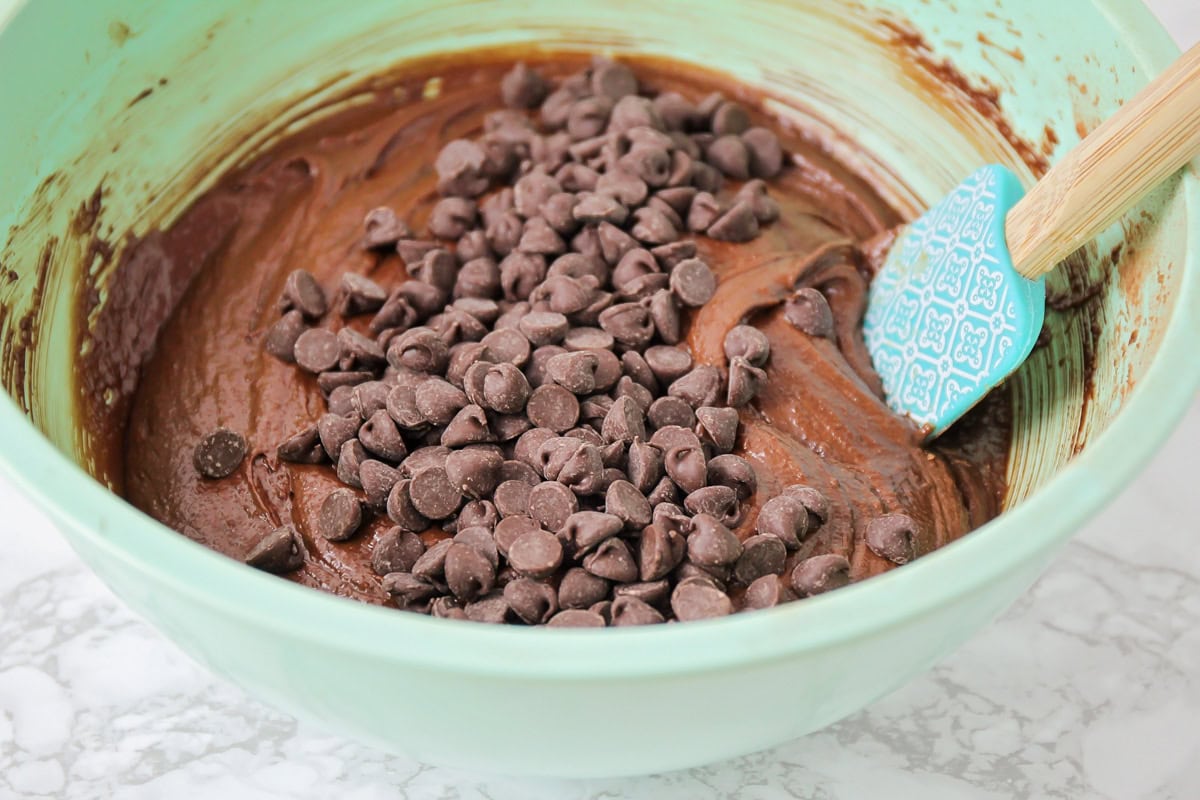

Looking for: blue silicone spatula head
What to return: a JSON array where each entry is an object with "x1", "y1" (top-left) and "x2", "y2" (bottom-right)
[
  {"x1": 863, "y1": 164, "x2": 1045, "y2": 438},
  {"x1": 863, "y1": 45, "x2": 1200, "y2": 438}
]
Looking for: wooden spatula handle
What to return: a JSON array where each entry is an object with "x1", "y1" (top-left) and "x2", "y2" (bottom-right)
[{"x1": 1006, "y1": 43, "x2": 1200, "y2": 280}]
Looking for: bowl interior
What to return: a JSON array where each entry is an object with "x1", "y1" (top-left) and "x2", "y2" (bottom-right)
[{"x1": 1, "y1": 0, "x2": 1191, "y2": 510}]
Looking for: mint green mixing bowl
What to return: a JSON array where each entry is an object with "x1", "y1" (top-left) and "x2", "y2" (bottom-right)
[{"x1": 1, "y1": 0, "x2": 1197, "y2": 778}]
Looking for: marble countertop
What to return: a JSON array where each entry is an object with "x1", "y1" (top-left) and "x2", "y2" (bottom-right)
[{"x1": 3, "y1": 4, "x2": 1198, "y2": 798}]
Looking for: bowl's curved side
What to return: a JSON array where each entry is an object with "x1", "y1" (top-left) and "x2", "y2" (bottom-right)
[{"x1": 0, "y1": 0, "x2": 1196, "y2": 777}]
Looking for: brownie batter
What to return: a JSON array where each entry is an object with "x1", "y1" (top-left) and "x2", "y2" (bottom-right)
[{"x1": 104, "y1": 51, "x2": 1009, "y2": 606}]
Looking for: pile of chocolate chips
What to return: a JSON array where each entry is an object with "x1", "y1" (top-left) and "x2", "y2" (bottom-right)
[{"x1": 226, "y1": 57, "x2": 921, "y2": 626}]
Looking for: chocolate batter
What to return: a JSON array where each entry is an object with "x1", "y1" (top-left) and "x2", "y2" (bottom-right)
[{"x1": 101, "y1": 51, "x2": 1008, "y2": 605}]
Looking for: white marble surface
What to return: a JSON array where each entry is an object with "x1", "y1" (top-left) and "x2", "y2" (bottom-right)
[{"x1": 2, "y1": 4, "x2": 1199, "y2": 798}]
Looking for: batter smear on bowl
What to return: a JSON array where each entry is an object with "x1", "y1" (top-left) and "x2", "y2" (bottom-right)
[{"x1": 112, "y1": 51, "x2": 1011, "y2": 625}]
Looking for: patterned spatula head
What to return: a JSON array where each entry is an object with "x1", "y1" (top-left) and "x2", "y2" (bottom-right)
[{"x1": 863, "y1": 164, "x2": 1046, "y2": 439}]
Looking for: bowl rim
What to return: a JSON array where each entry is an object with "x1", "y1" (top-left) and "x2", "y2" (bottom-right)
[{"x1": 1, "y1": 0, "x2": 1197, "y2": 680}]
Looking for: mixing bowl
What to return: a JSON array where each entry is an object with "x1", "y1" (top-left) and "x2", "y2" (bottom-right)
[{"x1": 1, "y1": 0, "x2": 1197, "y2": 778}]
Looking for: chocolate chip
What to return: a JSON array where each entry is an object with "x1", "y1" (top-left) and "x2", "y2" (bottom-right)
[
  {"x1": 357, "y1": 409, "x2": 406, "y2": 462},
  {"x1": 371, "y1": 527, "x2": 425, "y2": 575},
  {"x1": 538, "y1": 192, "x2": 579, "y2": 235},
  {"x1": 555, "y1": 442, "x2": 605, "y2": 495},
  {"x1": 597, "y1": 169, "x2": 649, "y2": 207},
  {"x1": 514, "y1": 427, "x2": 557, "y2": 469},
  {"x1": 756, "y1": 495, "x2": 808, "y2": 550},
  {"x1": 493, "y1": 479, "x2": 532, "y2": 517},
  {"x1": 397, "y1": 238, "x2": 439, "y2": 267},
  {"x1": 441, "y1": 404, "x2": 495, "y2": 447},
  {"x1": 610, "y1": 248, "x2": 658, "y2": 292},
  {"x1": 630, "y1": 206, "x2": 678, "y2": 245},
  {"x1": 620, "y1": 351, "x2": 658, "y2": 393},
  {"x1": 317, "y1": 370, "x2": 373, "y2": 395},
  {"x1": 707, "y1": 201, "x2": 759, "y2": 243},
  {"x1": 694, "y1": 406, "x2": 738, "y2": 453},
  {"x1": 790, "y1": 553, "x2": 851, "y2": 596},
  {"x1": 435, "y1": 139, "x2": 490, "y2": 197},
  {"x1": 517, "y1": 310, "x2": 568, "y2": 347},
  {"x1": 193, "y1": 428, "x2": 247, "y2": 479},
  {"x1": 388, "y1": 327, "x2": 450, "y2": 373},
  {"x1": 318, "y1": 488, "x2": 364, "y2": 542},
  {"x1": 294, "y1": 328, "x2": 341, "y2": 373},
  {"x1": 282, "y1": 269, "x2": 328, "y2": 320},
  {"x1": 532, "y1": 275, "x2": 595, "y2": 316},
  {"x1": 731, "y1": 534, "x2": 785, "y2": 585},
  {"x1": 265, "y1": 310, "x2": 308, "y2": 362},
  {"x1": 611, "y1": 596, "x2": 665, "y2": 626},
  {"x1": 604, "y1": 479, "x2": 651, "y2": 530},
  {"x1": 456, "y1": 230, "x2": 494, "y2": 266},
  {"x1": 652, "y1": 91, "x2": 698, "y2": 131},
  {"x1": 556, "y1": 163, "x2": 600, "y2": 193},
  {"x1": 686, "y1": 514, "x2": 742, "y2": 568},
  {"x1": 362, "y1": 207, "x2": 411, "y2": 250},
  {"x1": 567, "y1": 96, "x2": 613, "y2": 140},
  {"x1": 650, "y1": 424, "x2": 703, "y2": 452},
  {"x1": 784, "y1": 287, "x2": 834, "y2": 338},
  {"x1": 453, "y1": 257, "x2": 501, "y2": 300},
  {"x1": 402, "y1": 445, "x2": 451, "y2": 477},
  {"x1": 408, "y1": 466, "x2": 462, "y2": 519},
  {"x1": 334, "y1": 439, "x2": 366, "y2": 488},
  {"x1": 491, "y1": 515, "x2": 539, "y2": 558},
  {"x1": 742, "y1": 574, "x2": 794, "y2": 610},
  {"x1": 277, "y1": 425, "x2": 324, "y2": 464},
  {"x1": 458, "y1": 500, "x2": 500, "y2": 532},
  {"x1": 507, "y1": 529, "x2": 564, "y2": 579},
  {"x1": 783, "y1": 485, "x2": 830, "y2": 528},
  {"x1": 742, "y1": 127, "x2": 784, "y2": 178},
  {"x1": 711, "y1": 101, "x2": 750, "y2": 135},
  {"x1": 705, "y1": 134, "x2": 751, "y2": 180},
  {"x1": 642, "y1": 346, "x2": 691, "y2": 385},
  {"x1": 489, "y1": 212, "x2": 526, "y2": 259},
  {"x1": 479, "y1": 362, "x2": 531, "y2": 414},
  {"x1": 360, "y1": 459, "x2": 400, "y2": 509},
  {"x1": 527, "y1": 480, "x2": 578, "y2": 532},
  {"x1": 621, "y1": 441, "x2": 659, "y2": 495},
  {"x1": 465, "y1": 593, "x2": 511, "y2": 624},
  {"x1": 610, "y1": 95, "x2": 664, "y2": 133},
  {"x1": 684, "y1": 485, "x2": 740, "y2": 527},
  {"x1": 481, "y1": 327, "x2": 532, "y2": 366},
  {"x1": 526, "y1": 384, "x2": 581, "y2": 432},
  {"x1": 647, "y1": 396, "x2": 695, "y2": 429},
  {"x1": 444, "y1": 448, "x2": 503, "y2": 499},
  {"x1": 544, "y1": 350, "x2": 598, "y2": 395},
  {"x1": 411, "y1": 537, "x2": 454, "y2": 582},
  {"x1": 700, "y1": 454, "x2": 753, "y2": 502},
  {"x1": 338, "y1": 273, "x2": 388, "y2": 317},
  {"x1": 518, "y1": 216, "x2": 566, "y2": 256},
  {"x1": 383, "y1": 572, "x2": 439, "y2": 608},
  {"x1": 546, "y1": 609, "x2": 606, "y2": 628},
  {"x1": 723, "y1": 325, "x2": 770, "y2": 366},
  {"x1": 573, "y1": 191, "x2": 628, "y2": 225},
  {"x1": 669, "y1": 258, "x2": 716, "y2": 307},
  {"x1": 734, "y1": 178, "x2": 780, "y2": 223},
  {"x1": 727, "y1": 356, "x2": 767, "y2": 407},
  {"x1": 686, "y1": 191, "x2": 723, "y2": 232},
  {"x1": 549, "y1": 252, "x2": 607, "y2": 283},
  {"x1": 620, "y1": 145, "x2": 672, "y2": 189},
  {"x1": 594, "y1": 220, "x2": 636, "y2": 267},
  {"x1": 245, "y1": 525, "x2": 306, "y2": 574},
  {"x1": 386, "y1": 479, "x2": 431, "y2": 532},
  {"x1": 500, "y1": 458, "x2": 541, "y2": 486},
  {"x1": 594, "y1": 398, "x2": 642, "y2": 447},
  {"x1": 590, "y1": 58, "x2": 638, "y2": 99},
  {"x1": 690, "y1": 161, "x2": 724, "y2": 194},
  {"x1": 443, "y1": 542, "x2": 496, "y2": 602},
  {"x1": 560, "y1": 511, "x2": 623, "y2": 558},
  {"x1": 428, "y1": 196, "x2": 477, "y2": 239},
  {"x1": 583, "y1": 536, "x2": 638, "y2": 583},
  {"x1": 670, "y1": 578, "x2": 732, "y2": 621},
  {"x1": 429, "y1": 595, "x2": 467, "y2": 619},
  {"x1": 669, "y1": 365, "x2": 724, "y2": 408},
  {"x1": 503, "y1": 578, "x2": 558, "y2": 624},
  {"x1": 415, "y1": 378, "x2": 468, "y2": 426},
  {"x1": 558, "y1": 567, "x2": 610, "y2": 609},
  {"x1": 643, "y1": 289, "x2": 680, "y2": 344},
  {"x1": 596, "y1": 302, "x2": 653, "y2": 348},
  {"x1": 865, "y1": 513, "x2": 917, "y2": 564},
  {"x1": 395, "y1": 280, "x2": 448, "y2": 319},
  {"x1": 636, "y1": 523, "x2": 685, "y2": 582}
]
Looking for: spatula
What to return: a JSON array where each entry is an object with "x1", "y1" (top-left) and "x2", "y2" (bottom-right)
[{"x1": 863, "y1": 43, "x2": 1200, "y2": 439}]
